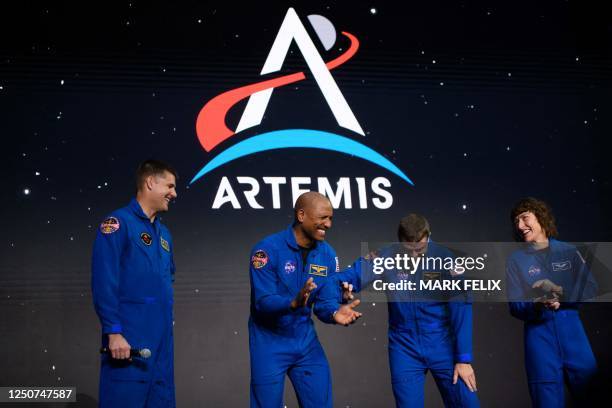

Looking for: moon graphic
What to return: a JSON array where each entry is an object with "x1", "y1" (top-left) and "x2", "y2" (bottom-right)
[{"x1": 307, "y1": 14, "x2": 337, "y2": 51}]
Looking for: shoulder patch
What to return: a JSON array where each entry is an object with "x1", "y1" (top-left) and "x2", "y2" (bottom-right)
[
  {"x1": 335, "y1": 256, "x2": 340, "y2": 272},
  {"x1": 100, "y1": 217, "x2": 120, "y2": 234},
  {"x1": 251, "y1": 249, "x2": 269, "y2": 269}
]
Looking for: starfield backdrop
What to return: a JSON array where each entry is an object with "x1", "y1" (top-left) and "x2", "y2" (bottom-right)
[{"x1": 2, "y1": 1, "x2": 611, "y2": 406}]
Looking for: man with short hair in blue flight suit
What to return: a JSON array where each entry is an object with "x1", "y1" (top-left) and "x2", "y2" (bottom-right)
[
  {"x1": 506, "y1": 197, "x2": 597, "y2": 407},
  {"x1": 249, "y1": 191, "x2": 363, "y2": 408},
  {"x1": 92, "y1": 159, "x2": 178, "y2": 407},
  {"x1": 337, "y1": 214, "x2": 479, "y2": 407}
]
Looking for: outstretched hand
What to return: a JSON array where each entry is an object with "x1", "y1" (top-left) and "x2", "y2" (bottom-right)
[
  {"x1": 341, "y1": 281, "x2": 354, "y2": 302},
  {"x1": 333, "y1": 299, "x2": 362, "y2": 326},
  {"x1": 291, "y1": 277, "x2": 317, "y2": 309}
]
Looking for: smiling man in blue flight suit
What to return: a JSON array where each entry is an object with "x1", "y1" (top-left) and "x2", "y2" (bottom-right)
[
  {"x1": 249, "y1": 191, "x2": 362, "y2": 408},
  {"x1": 92, "y1": 159, "x2": 178, "y2": 407},
  {"x1": 336, "y1": 214, "x2": 479, "y2": 407},
  {"x1": 506, "y1": 197, "x2": 597, "y2": 407}
]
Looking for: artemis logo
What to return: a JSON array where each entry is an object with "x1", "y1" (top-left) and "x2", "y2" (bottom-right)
[{"x1": 191, "y1": 8, "x2": 414, "y2": 209}]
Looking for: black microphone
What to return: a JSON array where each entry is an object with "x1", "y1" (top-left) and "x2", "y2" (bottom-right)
[{"x1": 100, "y1": 347, "x2": 152, "y2": 359}]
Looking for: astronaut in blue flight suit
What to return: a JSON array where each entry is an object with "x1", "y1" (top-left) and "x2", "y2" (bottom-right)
[
  {"x1": 337, "y1": 214, "x2": 479, "y2": 408},
  {"x1": 249, "y1": 192, "x2": 362, "y2": 408},
  {"x1": 506, "y1": 197, "x2": 597, "y2": 407},
  {"x1": 92, "y1": 160, "x2": 178, "y2": 407}
]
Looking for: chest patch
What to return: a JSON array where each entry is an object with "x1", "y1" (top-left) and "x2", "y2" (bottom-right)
[
  {"x1": 309, "y1": 264, "x2": 328, "y2": 277},
  {"x1": 552, "y1": 260, "x2": 571, "y2": 271},
  {"x1": 528, "y1": 265, "x2": 541, "y2": 276},
  {"x1": 284, "y1": 260, "x2": 296, "y2": 274},
  {"x1": 140, "y1": 232, "x2": 153, "y2": 246},
  {"x1": 423, "y1": 271, "x2": 441, "y2": 280},
  {"x1": 160, "y1": 237, "x2": 170, "y2": 252},
  {"x1": 396, "y1": 270, "x2": 411, "y2": 279}
]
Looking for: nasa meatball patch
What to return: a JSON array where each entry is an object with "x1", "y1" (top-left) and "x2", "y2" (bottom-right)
[
  {"x1": 100, "y1": 217, "x2": 120, "y2": 234},
  {"x1": 284, "y1": 260, "x2": 296, "y2": 274},
  {"x1": 251, "y1": 250, "x2": 268, "y2": 269},
  {"x1": 528, "y1": 265, "x2": 541, "y2": 276}
]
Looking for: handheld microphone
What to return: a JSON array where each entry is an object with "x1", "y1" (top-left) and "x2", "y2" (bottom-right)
[{"x1": 100, "y1": 347, "x2": 152, "y2": 359}]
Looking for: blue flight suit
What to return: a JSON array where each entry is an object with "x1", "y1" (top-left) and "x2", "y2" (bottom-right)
[
  {"x1": 338, "y1": 242, "x2": 479, "y2": 408},
  {"x1": 249, "y1": 225, "x2": 340, "y2": 408},
  {"x1": 506, "y1": 238, "x2": 597, "y2": 408},
  {"x1": 92, "y1": 198, "x2": 176, "y2": 407}
]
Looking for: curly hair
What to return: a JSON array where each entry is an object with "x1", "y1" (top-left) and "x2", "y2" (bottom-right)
[{"x1": 510, "y1": 197, "x2": 558, "y2": 241}]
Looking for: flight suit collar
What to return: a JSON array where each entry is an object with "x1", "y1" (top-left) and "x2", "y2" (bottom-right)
[
  {"x1": 284, "y1": 224, "x2": 320, "y2": 252},
  {"x1": 524, "y1": 238, "x2": 559, "y2": 254},
  {"x1": 549, "y1": 238, "x2": 560, "y2": 251},
  {"x1": 128, "y1": 198, "x2": 158, "y2": 226},
  {"x1": 281, "y1": 224, "x2": 325, "y2": 295}
]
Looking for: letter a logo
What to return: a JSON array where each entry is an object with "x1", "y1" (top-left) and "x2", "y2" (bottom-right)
[{"x1": 236, "y1": 8, "x2": 365, "y2": 136}]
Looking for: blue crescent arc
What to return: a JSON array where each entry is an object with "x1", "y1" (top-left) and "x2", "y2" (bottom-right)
[{"x1": 190, "y1": 129, "x2": 414, "y2": 186}]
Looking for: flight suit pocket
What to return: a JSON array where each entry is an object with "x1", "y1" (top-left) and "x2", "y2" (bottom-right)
[
  {"x1": 109, "y1": 299, "x2": 158, "y2": 380},
  {"x1": 106, "y1": 353, "x2": 150, "y2": 381}
]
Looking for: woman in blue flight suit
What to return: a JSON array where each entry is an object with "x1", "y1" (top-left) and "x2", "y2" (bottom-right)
[{"x1": 506, "y1": 197, "x2": 597, "y2": 407}]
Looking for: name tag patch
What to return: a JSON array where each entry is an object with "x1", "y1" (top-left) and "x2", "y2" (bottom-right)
[
  {"x1": 423, "y1": 272, "x2": 441, "y2": 280},
  {"x1": 309, "y1": 264, "x2": 328, "y2": 277},
  {"x1": 552, "y1": 261, "x2": 571, "y2": 271},
  {"x1": 161, "y1": 237, "x2": 170, "y2": 252}
]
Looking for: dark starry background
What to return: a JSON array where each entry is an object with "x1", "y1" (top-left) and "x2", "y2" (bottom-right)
[{"x1": 1, "y1": 1, "x2": 611, "y2": 406}]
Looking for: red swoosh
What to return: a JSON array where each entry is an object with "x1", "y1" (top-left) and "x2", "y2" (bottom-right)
[{"x1": 195, "y1": 32, "x2": 359, "y2": 152}]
